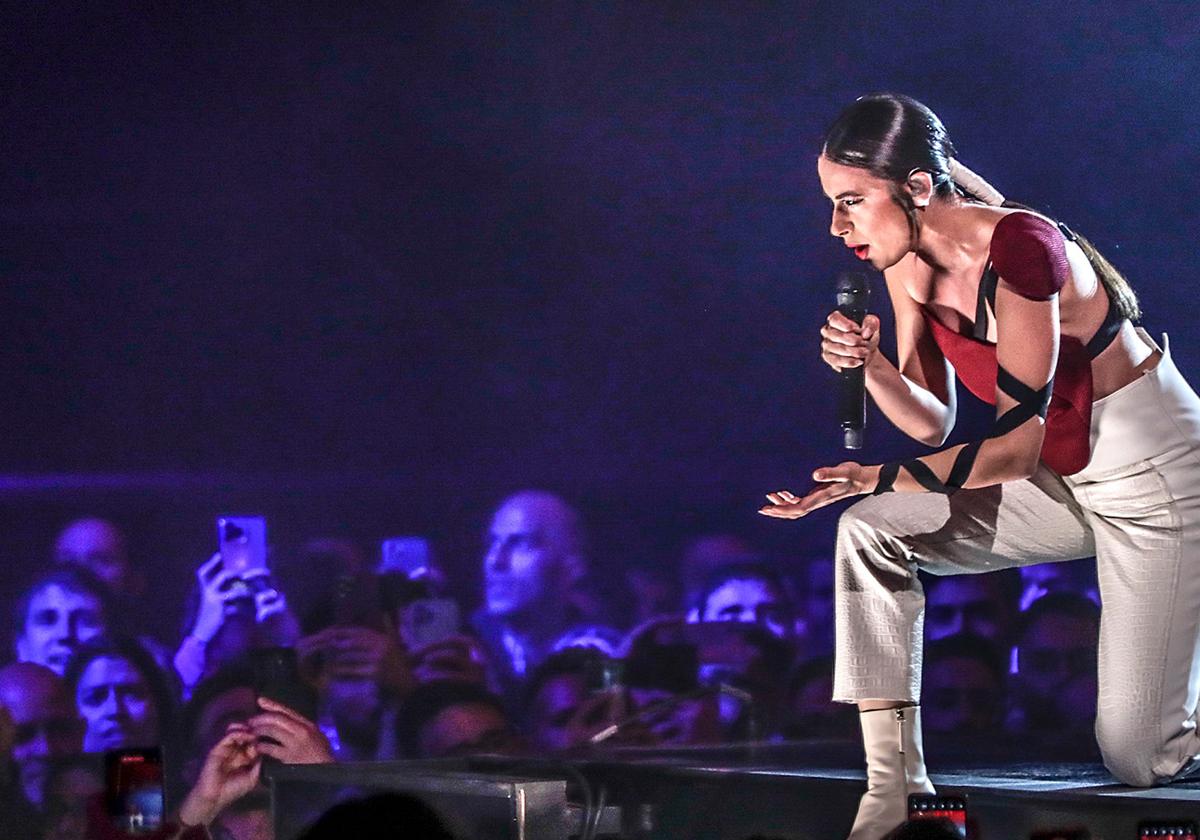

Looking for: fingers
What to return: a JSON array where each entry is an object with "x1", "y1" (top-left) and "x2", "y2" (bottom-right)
[
  {"x1": 247, "y1": 716, "x2": 306, "y2": 748},
  {"x1": 211, "y1": 570, "x2": 247, "y2": 598},
  {"x1": 811, "y1": 464, "x2": 853, "y2": 483},
  {"x1": 251, "y1": 740, "x2": 291, "y2": 762},
  {"x1": 862, "y1": 314, "x2": 880, "y2": 339},
  {"x1": 256, "y1": 695, "x2": 307, "y2": 724},
  {"x1": 826, "y1": 310, "x2": 864, "y2": 332},
  {"x1": 759, "y1": 484, "x2": 852, "y2": 518},
  {"x1": 764, "y1": 490, "x2": 800, "y2": 506},
  {"x1": 198, "y1": 553, "x2": 223, "y2": 582},
  {"x1": 822, "y1": 312, "x2": 880, "y2": 371}
]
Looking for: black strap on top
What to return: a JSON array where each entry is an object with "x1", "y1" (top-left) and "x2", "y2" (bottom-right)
[
  {"x1": 973, "y1": 264, "x2": 998, "y2": 343},
  {"x1": 875, "y1": 220, "x2": 1127, "y2": 498},
  {"x1": 973, "y1": 220, "x2": 1124, "y2": 358},
  {"x1": 992, "y1": 365, "x2": 1054, "y2": 437},
  {"x1": 872, "y1": 439, "x2": 984, "y2": 496}
]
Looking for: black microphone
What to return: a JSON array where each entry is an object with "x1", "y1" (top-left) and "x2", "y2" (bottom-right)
[{"x1": 836, "y1": 272, "x2": 870, "y2": 449}]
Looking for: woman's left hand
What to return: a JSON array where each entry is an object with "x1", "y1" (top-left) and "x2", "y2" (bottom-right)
[{"x1": 758, "y1": 462, "x2": 880, "y2": 518}]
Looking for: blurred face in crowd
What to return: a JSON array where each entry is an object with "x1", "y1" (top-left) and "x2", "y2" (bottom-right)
[
  {"x1": 786, "y1": 670, "x2": 856, "y2": 739},
  {"x1": 1016, "y1": 612, "x2": 1098, "y2": 700},
  {"x1": 796, "y1": 559, "x2": 836, "y2": 655},
  {"x1": 41, "y1": 761, "x2": 105, "y2": 840},
  {"x1": 76, "y1": 656, "x2": 161, "y2": 752},
  {"x1": 0, "y1": 663, "x2": 84, "y2": 807},
  {"x1": 194, "y1": 686, "x2": 258, "y2": 760},
  {"x1": 528, "y1": 673, "x2": 590, "y2": 752},
  {"x1": 417, "y1": 702, "x2": 518, "y2": 758},
  {"x1": 702, "y1": 576, "x2": 793, "y2": 639},
  {"x1": 680, "y1": 534, "x2": 755, "y2": 598},
  {"x1": 327, "y1": 678, "x2": 383, "y2": 748},
  {"x1": 17, "y1": 584, "x2": 107, "y2": 675},
  {"x1": 1019, "y1": 562, "x2": 1097, "y2": 611},
  {"x1": 922, "y1": 656, "x2": 1003, "y2": 734},
  {"x1": 184, "y1": 685, "x2": 258, "y2": 787},
  {"x1": 54, "y1": 519, "x2": 133, "y2": 595},
  {"x1": 484, "y1": 493, "x2": 582, "y2": 618},
  {"x1": 925, "y1": 577, "x2": 1010, "y2": 642}
]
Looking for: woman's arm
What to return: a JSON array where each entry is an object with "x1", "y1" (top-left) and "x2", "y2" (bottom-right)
[
  {"x1": 866, "y1": 266, "x2": 957, "y2": 445},
  {"x1": 765, "y1": 275, "x2": 1059, "y2": 517},
  {"x1": 873, "y1": 284, "x2": 1056, "y2": 492}
]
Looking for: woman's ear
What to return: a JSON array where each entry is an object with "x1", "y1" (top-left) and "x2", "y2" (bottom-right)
[{"x1": 905, "y1": 170, "x2": 935, "y2": 208}]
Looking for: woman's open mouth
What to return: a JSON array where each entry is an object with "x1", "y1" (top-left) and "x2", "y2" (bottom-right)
[{"x1": 853, "y1": 245, "x2": 870, "y2": 260}]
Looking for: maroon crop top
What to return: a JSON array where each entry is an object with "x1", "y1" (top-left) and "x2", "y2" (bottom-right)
[{"x1": 920, "y1": 212, "x2": 1124, "y2": 476}]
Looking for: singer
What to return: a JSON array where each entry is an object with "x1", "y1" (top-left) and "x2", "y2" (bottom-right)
[{"x1": 759, "y1": 93, "x2": 1200, "y2": 839}]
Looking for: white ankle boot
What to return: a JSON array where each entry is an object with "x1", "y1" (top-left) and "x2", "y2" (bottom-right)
[{"x1": 846, "y1": 706, "x2": 935, "y2": 840}]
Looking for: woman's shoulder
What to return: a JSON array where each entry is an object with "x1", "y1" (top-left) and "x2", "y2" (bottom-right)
[{"x1": 988, "y1": 209, "x2": 1070, "y2": 300}]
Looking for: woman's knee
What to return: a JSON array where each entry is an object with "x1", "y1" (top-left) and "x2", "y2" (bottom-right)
[{"x1": 1097, "y1": 723, "x2": 1172, "y2": 787}]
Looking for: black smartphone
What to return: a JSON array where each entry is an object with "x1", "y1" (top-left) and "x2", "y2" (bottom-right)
[
  {"x1": 1139, "y1": 822, "x2": 1198, "y2": 839},
  {"x1": 908, "y1": 793, "x2": 967, "y2": 838},
  {"x1": 105, "y1": 748, "x2": 165, "y2": 835},
  {"x1": 1030, "y1": 829, "x2": 1090, "y2": 840},
  {"x1": 332, "y1": 571, "x2": 385, "y2": 630},
  {"x1": 250, "y1": 647, "x2": 318, "y2": 721}
]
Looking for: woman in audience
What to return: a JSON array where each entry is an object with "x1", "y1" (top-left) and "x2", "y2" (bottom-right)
[{"x1": 63, "y1": 637, "x2": 176, "y2": 754}]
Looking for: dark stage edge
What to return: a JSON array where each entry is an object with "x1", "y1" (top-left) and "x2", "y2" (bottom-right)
[{"x1": 270, "y1": 741, "x2": 1200, "y2": 839}]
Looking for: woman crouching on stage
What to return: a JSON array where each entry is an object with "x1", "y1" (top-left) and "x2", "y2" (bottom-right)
[{"x1": 759, "y1": 93, "x2": 1200, "y2": 839}]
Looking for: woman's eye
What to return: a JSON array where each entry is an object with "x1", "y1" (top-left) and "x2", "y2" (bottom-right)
[{"x1": 842, "y1": 198, "x2": 862, "y2": 208}]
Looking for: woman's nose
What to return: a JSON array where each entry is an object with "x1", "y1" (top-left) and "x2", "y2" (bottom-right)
[
  {"x1": 830, "y1": 208, "x2": 850, "y2": 238},
  {"x1": 99, "y1": 690, "x2": 122, "y2": 718}
]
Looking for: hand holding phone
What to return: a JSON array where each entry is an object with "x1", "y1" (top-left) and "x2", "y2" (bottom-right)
[{"x1": 178, "y1": 729, "x2": 262, "y2": 829}]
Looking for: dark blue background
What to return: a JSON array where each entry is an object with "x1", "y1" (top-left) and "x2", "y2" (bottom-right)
[{"x1": 2, "y1": 2, "x2": 1197, "y2": 629}]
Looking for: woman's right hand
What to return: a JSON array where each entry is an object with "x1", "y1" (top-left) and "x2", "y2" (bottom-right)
[
  {"x1": 820, "y1": 311, "x2": 880, "y2": 372},
  {"x1": 192, "y1": 553, "x2": 246, "y2": 643}
]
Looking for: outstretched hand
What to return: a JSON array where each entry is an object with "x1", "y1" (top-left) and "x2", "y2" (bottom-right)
[{"x1": 758, "y1": 462, "x2": 880, "y2": 519}]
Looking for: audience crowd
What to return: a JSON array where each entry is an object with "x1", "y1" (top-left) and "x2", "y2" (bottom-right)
[{"x1": 0, "y1": 492, "x2": 1107, "y2": 838}]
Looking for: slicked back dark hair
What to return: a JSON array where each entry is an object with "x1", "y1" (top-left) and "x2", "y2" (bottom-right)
[
  {"x1": 823, "y1": 92, "x2": 1140, "y2": 320},
  {"x1": 823, "y1": 93, "x2": 959, "y2": 200}
]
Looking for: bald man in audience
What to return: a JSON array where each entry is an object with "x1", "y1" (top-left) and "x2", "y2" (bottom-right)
[
  {"x1": 473, "y1": 491, "x2": 615, "y2": 701},
  {"x1": 53, "y1": 517, "x2": 144, "y2": 599},
  {"x1": 0, "y1": 663, "x2": 83, "y2": 809}
]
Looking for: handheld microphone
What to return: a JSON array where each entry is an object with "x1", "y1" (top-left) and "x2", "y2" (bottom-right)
[{"x1": 836, "y1": 273, "x2": 870, "y2": 449}]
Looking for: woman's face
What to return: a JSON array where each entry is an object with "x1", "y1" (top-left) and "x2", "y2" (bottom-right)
[
  {"x1": 817, "y1": 155, "x2": 915, "y2": 271},
  {"x1": 76, "y1": 656, "x2": 161, "y2": 752}
]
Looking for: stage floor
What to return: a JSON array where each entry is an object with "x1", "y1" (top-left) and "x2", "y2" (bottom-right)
[{"x1": 271, "y1": 741, "x2": 1200, "y2": 839}]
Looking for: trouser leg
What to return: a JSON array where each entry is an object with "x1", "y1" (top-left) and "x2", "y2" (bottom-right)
[
  {"x1": 1079, "y1": 454, "x2": 1200, "y2": 786},
  {"x1": 833, "y1": 463, "x2": 1095, "y2": 704}
]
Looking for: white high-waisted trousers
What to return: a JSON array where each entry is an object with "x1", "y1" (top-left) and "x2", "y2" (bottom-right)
[{"x1": 832, "y1": 333, "x2": 1200, "y2": 786}]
